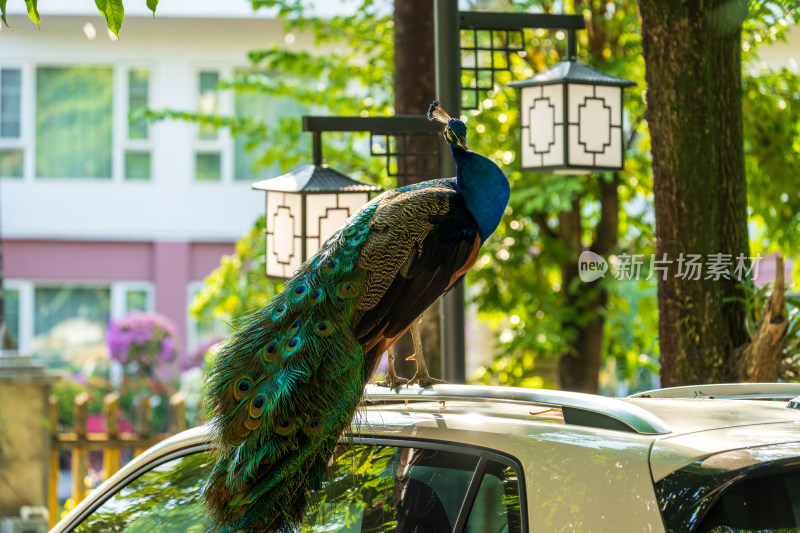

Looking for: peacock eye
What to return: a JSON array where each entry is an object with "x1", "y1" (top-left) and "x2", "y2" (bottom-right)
[
  {"x1": 309, "y1": 420, "x2": 318, "y2": 428},
  {"x1": 237, "y1": 380, "x2": 250, "y2": 392},
  {"x1": 279, "y1": 420, "x2": 291, "y2": 428},
  {"x1": 266, "y1": 342, "x2": 278, "y2": 353},
  {"x1": 288, "y1": 339, "x2": 299, "y2": 348},
  {"x1": 294, "y1": 286, "x2": 306, "y2": 295},
  {"x1": 253, "y1": 397, "x2": 265, "y2": 409}
]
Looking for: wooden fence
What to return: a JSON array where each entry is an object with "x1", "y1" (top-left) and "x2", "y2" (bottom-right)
[{"x1": 48, "y1": 391, "x2": 191, "y2": 527}]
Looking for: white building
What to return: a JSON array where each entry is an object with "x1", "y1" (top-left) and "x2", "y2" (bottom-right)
[{"x1": 0, "y1": 1, "x2": 312, "y2": 373}]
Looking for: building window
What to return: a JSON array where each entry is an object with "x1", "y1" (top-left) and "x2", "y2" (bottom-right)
[
  {"x1": 36, "y1": 66, "x2": 114, "y2": 179},
  {"x1": 233, "y1": 72, "x2": 307, "y2": 182},
  {"x1": 4, "y1": 281, "x2": 153, "y2": 370},
  {"x1": 2, "y1": 287, "x2": 20, "y2": 347},
  {"x1": 0, "y1": 67, "x2": 23, "y2": 178},
  {"x1": 124, "y1": 69, "x2": 152, "y2": 180},
  {"x1": 194, "y1": 70, "x2": 224, "y2": 182},
  {"x1": 33, "y1": 285, "x2": 111, "y2": 368}
]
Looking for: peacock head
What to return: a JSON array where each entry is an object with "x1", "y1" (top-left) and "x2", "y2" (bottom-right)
[{"x1": 428, "y1": 100, "x2": 467, "y2": 150}]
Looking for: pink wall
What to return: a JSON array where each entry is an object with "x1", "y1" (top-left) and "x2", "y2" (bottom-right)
[{"x1": 3, "y1": 239, "x2": 235, "y2": 350}]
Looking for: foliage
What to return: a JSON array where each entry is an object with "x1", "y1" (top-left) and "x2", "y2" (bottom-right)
[
  {"x1": 0, "y1": 0, "x2": 156, "y2": 38},
  {"x1": 106, "y1": 311, "x2": 180, "y2": 377},
  {"x1": 741, "y1": 1, "x2": 800, "y2": 281},
  {"x1": 52, "y1": 374, "x2": 175, "y2": 431},
  {"x1": 182, "y1": 0, "x2": 397, "y2": 327}
]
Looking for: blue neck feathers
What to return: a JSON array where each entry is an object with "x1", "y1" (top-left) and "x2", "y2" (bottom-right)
[{"x1": 451, "y1": 145, "x2": 510, "y2": 244}]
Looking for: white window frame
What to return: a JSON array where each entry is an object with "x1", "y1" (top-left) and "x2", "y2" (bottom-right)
[
  {"x1": 26, "y1": 61, "x2": 156, "y2": 182},
  {"x1": 192, "y1": 66, "x2": 234, "y2": 184},
  {"x1": 3, "y1": 279, "x2": 34, "y2": 353},
  {"x1": 116, "y1": 65, "x2": 156, "y2": 182},
  {"x1": 110, "y1": 281, "x2": 156, "y2": 319},
  {"x1": 186, "y1": 280, "x2": 227, "y2": 355},
  {"x1": 0, "y1": 64, "x2": 29, "y2": 180},
  {"x1": 3, "y1": 279, "x2": 155, "y2": 354}
]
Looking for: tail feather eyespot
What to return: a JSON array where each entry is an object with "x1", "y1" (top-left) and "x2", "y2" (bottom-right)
[
  {"x1": 248, "y1": 395, "x2": 267, "y2": 420},
  {"x1": 284, "y1": 337, "x2": 303, "y2": 357},
  {"x1": 313, "y1": 320, "x2": 335, "y2": 337},
  {"x1": 304, "y1": 418, "x2": 322, "y2": 436},
  {"x1": 287, "y1": 318, "x2": 301, "y2": 335},
  {"x1": 262, "y1": 342, "x2": 280, "y2": 363},
  {"x1": 347, "y1": 234, "x2": 365, "y2": 247},
  {"x1": 357, "y1": 225, "x2": 369, "y2": 235},
  {"x1": 272, "y1": 304, "x2": 287, "y2": 320},
  {"x1": 291, "y1": 284, "x2": 307, "y2": 301},
  {"x1": 310, "y1": 288, "x2": 323, "y2": 301},
  {"x1": 232, "y1": 377, "x2": 252, "y2": 401},
  {"x1": 343, "y1": 226, "x2": 357, "y2": 237},
  {"x1": 276, "y1": 419, "x2": 296, "y2": 435},
  {"x1": 336, "y1": 282, "x2": 360, "y2": 299}
]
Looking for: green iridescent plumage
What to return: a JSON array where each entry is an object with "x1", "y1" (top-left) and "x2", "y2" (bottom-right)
[{"x1": 204, "y1": 102, "x2": 510, "y2": 532}]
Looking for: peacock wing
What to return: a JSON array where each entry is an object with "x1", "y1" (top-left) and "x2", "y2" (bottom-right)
[{"x1": 353, "y1": 181, "x2": 481, "y2": 359}]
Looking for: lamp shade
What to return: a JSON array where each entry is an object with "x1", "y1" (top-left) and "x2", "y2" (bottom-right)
[
  {"x1": 252, "y1": 164, "x2": 382, "y2": 279},
  {"x1": 508, "y1": 61, "x2": 635, "y2": 174}
]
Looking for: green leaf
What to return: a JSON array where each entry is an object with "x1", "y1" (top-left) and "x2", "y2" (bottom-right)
[
  {"x1": 95, "y1": 0, "x2": 124, "y2": 40},
  {"x1": 0, "y1": 0, "x2": 8, "y2": 29},
  {"x1": 24, "y1": 0, "x2": 39, "y2": 27},
  {"x1": 146, "y1": 0, "x2": 158, "y2": 18}
]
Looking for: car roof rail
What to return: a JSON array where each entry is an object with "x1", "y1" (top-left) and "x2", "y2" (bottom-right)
[
  {"x1": 363, "y1": 384, "x2": 671, "y2": 435},
  {"x1": 629, "y1": 383, "x2": 800, "y2": 401}
]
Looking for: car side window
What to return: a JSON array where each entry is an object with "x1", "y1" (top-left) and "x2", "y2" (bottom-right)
[
  {"x1": 303, "y1": 444, "x2": 523, "y2": 533},
  {"x1": 464, "y1": 461, "x2": 523, "y2": 533},
  {"x1": 71, "y1": 444, "x2": 523, "y2": 533},
  {"x1": 304, "y1": 444, "x2": 478, "y2": 532},
  {"x1": 73, "y1": 452, "x2": 212, "y2": 533}
]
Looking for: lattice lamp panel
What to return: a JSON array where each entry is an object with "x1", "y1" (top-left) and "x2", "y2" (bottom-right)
[
  {"x1": 265, "y1": 191, "x2": 371, "y2": 279},
  {"x1": 519, "y1": 82, "x2": 624, "y2": 174}
]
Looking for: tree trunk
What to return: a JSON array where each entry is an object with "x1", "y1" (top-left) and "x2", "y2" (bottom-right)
[
  {"x1": 391, "y1": 0, "x2": 441, "y2": 380},
  {"x1": 639, "y1": 0, "x2": 751, "y2": 386},
  {"x1": 558, "y1": 175, "x2": 619, "y2": 393}
]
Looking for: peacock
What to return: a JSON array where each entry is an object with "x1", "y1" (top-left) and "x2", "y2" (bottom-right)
[{"x1": 203, "y1": 101, "x2": 510, "y2": 532}]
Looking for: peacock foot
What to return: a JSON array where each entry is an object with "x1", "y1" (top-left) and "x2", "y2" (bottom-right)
[
  {"x1": 374, "y1": 346, "x2": 409, "y2": 389},
  {"x1": 408, "y1": 374, "x2": 448, "y2": 388},
  {"x1": 375, "y1": 374, "x2": 410, "y2": 389}
]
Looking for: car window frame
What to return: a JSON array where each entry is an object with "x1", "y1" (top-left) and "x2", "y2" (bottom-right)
[{"x1": 60, "y1": 436, "x2": 528, "y2": 533}]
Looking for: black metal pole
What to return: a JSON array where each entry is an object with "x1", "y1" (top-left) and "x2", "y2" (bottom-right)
[
  {"x1": 312, "y1": 131, "x2": 323, "y2": 166},
  {"x1": 567, "y1": 29, "x2": 578, "y2": 61},
  {"x1": 435, "y1": 0, "x2": 466, "y2": 384}
]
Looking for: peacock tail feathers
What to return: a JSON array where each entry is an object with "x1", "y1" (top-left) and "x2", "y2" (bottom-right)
[{"x1": 204, "y1": 203, "x2": 378, "y2": 532}]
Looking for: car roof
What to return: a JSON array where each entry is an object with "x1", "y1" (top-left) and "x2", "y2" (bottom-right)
[{"x1": 141, "y1": 384, "x2": 800, "y2": 466}]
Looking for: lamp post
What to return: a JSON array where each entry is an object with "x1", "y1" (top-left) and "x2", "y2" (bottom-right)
[
  {"x1": 253, "y1": 115, "x2": 442, "y2": 280},
  {"x1": 433, "y1": 0, "x2": 633, "y2": 382}
]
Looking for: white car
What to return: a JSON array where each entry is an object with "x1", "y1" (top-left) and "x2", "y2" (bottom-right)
[{"x1": 52, "y1": 383, "x2": 800, "y2": 532}]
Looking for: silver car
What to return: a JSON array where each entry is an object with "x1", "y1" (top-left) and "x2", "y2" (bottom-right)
[{"x1": 52, "y1": 383, "x2": 800, "y2": 532}]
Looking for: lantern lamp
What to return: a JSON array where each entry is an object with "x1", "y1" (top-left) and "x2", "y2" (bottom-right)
[
  {"x1": 508, "y1": 61, "x2": 636, "y2": 174},
  {"x1": 252, "y1": 164, "x2": 382, "y2": 279}
]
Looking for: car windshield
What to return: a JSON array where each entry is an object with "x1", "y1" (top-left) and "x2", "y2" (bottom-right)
[{"x1": 73, "y1": 443, "x2": 522, "y2": 533}]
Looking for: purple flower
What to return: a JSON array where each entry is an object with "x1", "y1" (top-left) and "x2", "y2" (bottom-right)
[{"x1": 106, "y1": 311, "x2": 181, "y2": 373}]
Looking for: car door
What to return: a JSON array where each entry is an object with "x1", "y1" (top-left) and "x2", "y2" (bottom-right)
[{"x1": 66, "y1": 438, "x2": 526, "y2": 533}]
